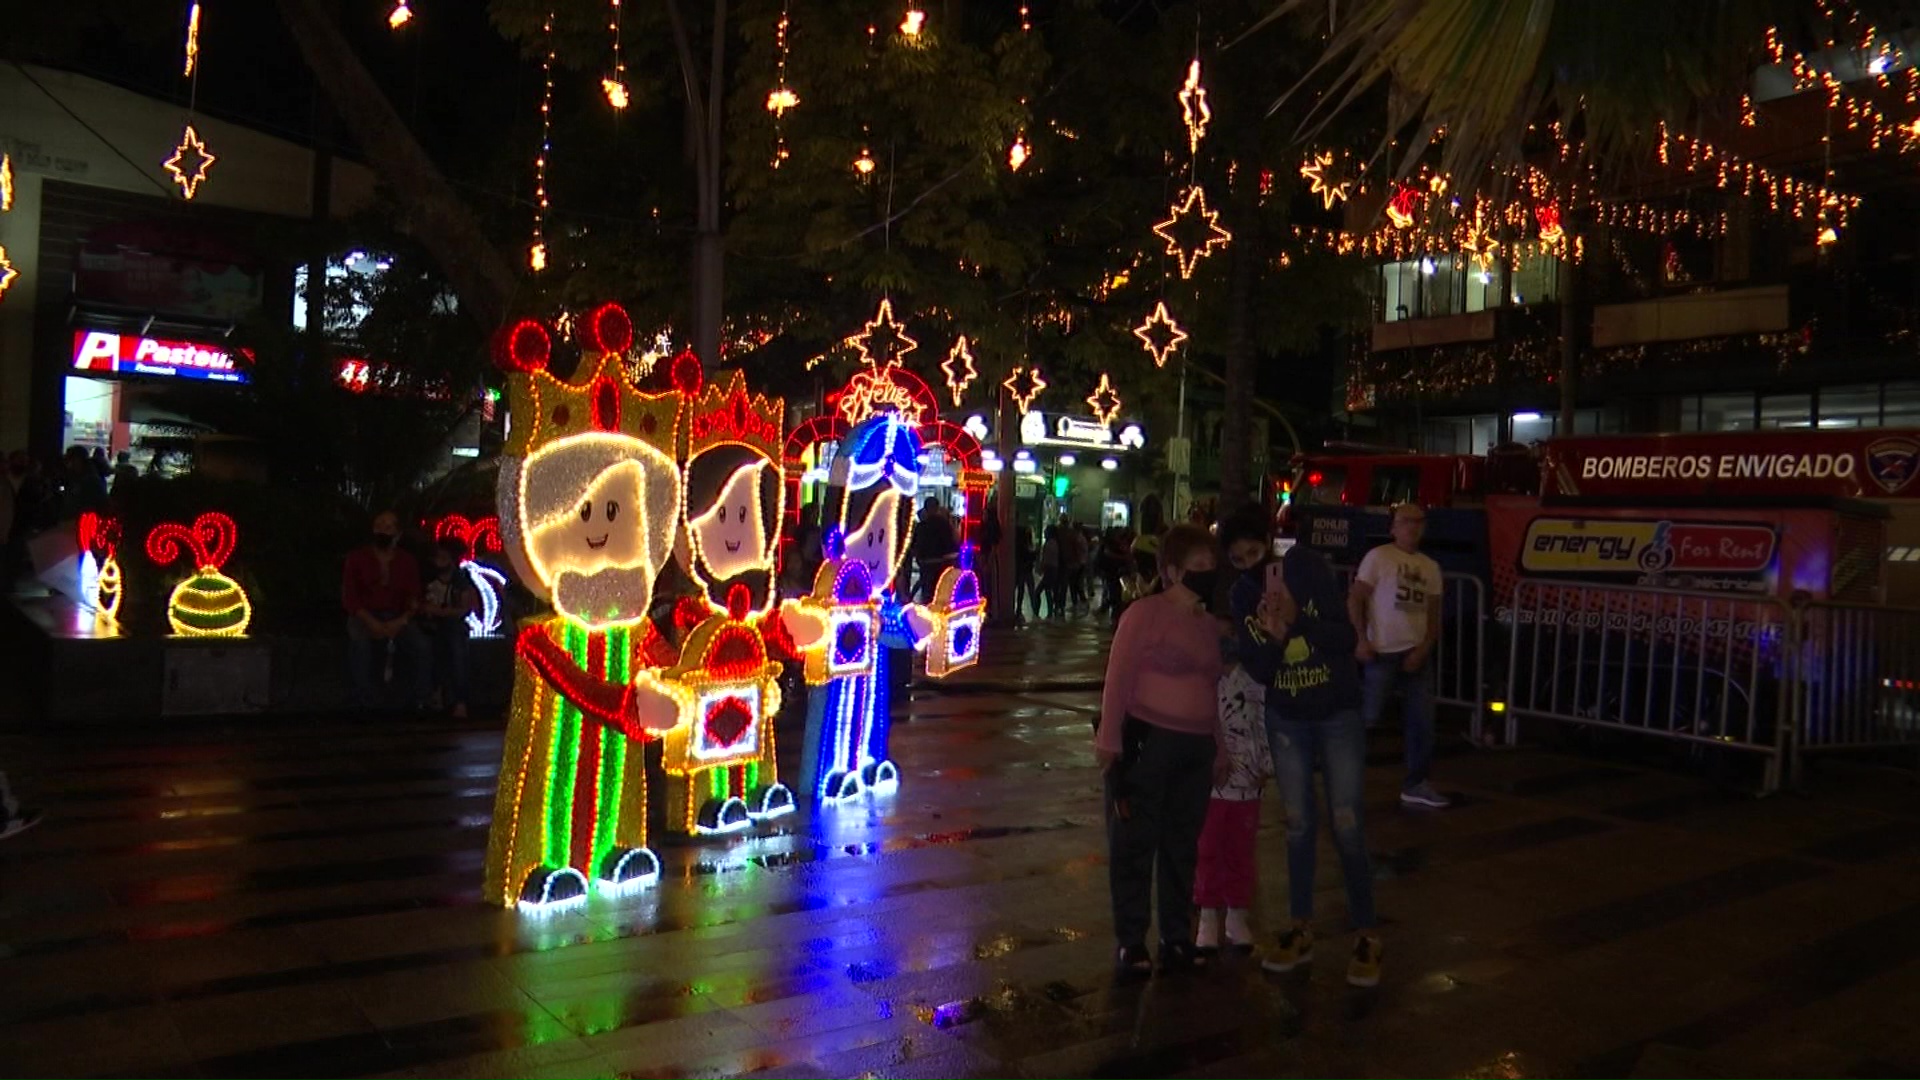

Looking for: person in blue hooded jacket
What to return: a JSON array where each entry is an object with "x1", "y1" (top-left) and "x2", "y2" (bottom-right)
[{"x1": 1234, "y1": 543, "x2": 1383, "y2": 988}]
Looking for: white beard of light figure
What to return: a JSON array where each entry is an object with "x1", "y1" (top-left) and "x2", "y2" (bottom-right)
[{"x1": 527, "y1": 458, "x2": 655, "y2": 629}]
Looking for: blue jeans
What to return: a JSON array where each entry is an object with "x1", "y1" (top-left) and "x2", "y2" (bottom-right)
[
  {"x1": 1362, "y1": 652, "x2": 1434, "y2": 791},
  {"x1": 346, "y1": 616, "x2": 432, "y2": 709},
  {"x1": 1266, "y1": 709, "x2": 1376, "y2": 929}
]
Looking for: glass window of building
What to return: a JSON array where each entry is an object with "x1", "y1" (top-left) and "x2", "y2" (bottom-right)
[
  {"x1": 1368, "y1": 466, "x2": 1422, "y2": 507},
  {"x1": 1758, "y1": 393, "x2": 1813, "y2": 429},
  {"x1": 1816, "y1": 385, "x2": 1879, "y2": 428},
  {"x1": 1882, "y1": 382, "x2": 1920, "y2": 429},
  {"x1": 1694, "y1": 391, "x2": 1757, "y2": 431}
]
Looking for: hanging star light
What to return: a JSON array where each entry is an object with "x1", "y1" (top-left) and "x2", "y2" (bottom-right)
[
  {"x1": 1178, "y1": 58, "x2": 1211, "y2": 154},
  {"x1": 1132, "y1": 301, "x2": 1188, "y2": 368},
  {"x1": 1008, "y1": 131, "x2": 1029, "y2": 172},
  {"x1": 766, "y1": 0, "x2": 798, "y2": 165},
  {"x1": 847, "y1": 298, "x2": 917, "y2": 370},
  {"x1": 0, "y1": 246, "x2": 18, "y2": 299},
  {"x1": 0, "y1": 153, "x2": 12, "y2": 212},
  {"x1": 1003, "y1": 365, "x2": 1047, "y2": 414},
  {"x1": 1086, "y1": 373, "x2": 1123, "y2": 428},
  {"x1": 1299, "y1": 151, "x2": 1352, "y2": 210},
  {"x1": 1152, "y1": 185, "x2": 1232, "y2": 279},
  {"x1": 530, "y1": 12, "x2": 555, "y2": 270},
  {"x1": 853, "y1": 147, "x2": 877, "y2": 175},
  {"x1": 163, "y1": 125, "x2": 217, "y2": 200},
  {"x1": 900, "y1": 7, "x2": 926, "y2": 38},
  {"x1": 942, "y1": 337, "x2": 977, "y2": 405},
  {"x1": 388, "y1": 0, "x2": 413, "y2": 29}
]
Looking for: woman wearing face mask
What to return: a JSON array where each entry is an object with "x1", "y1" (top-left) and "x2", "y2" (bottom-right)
[{"x1": 1095, "y1": 523, "x2": 1229, "y2": 976}]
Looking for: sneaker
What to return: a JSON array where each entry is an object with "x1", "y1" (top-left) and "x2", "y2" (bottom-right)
[
  {"x1": 1400, "y1": 782, "x2": 1451, "y2": 809},
  {"x1": 1224, "y1": 908, "x2": 1254, "y2": 951},
  {"x1": 1115, "y1": 943, "x2": 1152, "y2": 978},
  {"x1": 1196, "y1": 909, "x2": 1222, "y2": 955},
  {"x1": 1260, "y1": 924, "x2": 1315, "y2": 972},
  {"x1": 0, "y1": 809, "x2": 43, "y2": 841},
  {"x1": 1347, "y1": 934, "x2": 1384, "y2": 987}
]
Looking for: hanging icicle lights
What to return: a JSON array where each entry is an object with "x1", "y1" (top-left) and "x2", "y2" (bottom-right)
[
  {"x1": 603, "y1": 0, "x2": 629, "y2": 109},
  {"x1": 166, "y1": 3, "x2": 215, "y2": 200},
  {"x1": 766, "y1": 1, "x2": 798, "y2": 167},
  {"x1": 531, "y1": 11, "x2": 555, "y2": 271}
]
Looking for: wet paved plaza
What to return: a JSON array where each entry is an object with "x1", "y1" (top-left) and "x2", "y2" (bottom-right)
[{"x1": 3, "y1": 619, "x2": 1920, "y2": 1078}]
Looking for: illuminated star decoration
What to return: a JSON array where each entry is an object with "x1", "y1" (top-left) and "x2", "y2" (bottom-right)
[
  {"x1": 1179, "y1": 58, "x2": 1211, "y2": 154},
  {"x1": 1299, "y1": 151, "x2": 1352, "y2": 210},
  {"x1": 1385, "y1": 181, "x2": 1421, "y2": 229},
  {"x1": 1008, "y1": 131, "x2": 1029, "y2": 172},
  {"x1": 0, "y1": 246, "x2": 18, "y2": 299},
  {"x1": 388, "y1": 0, "x2": 412, "y2": 29},
  {"x1": 163, "y1": 125, "x2": 217, "y2": 200},
  {"x1": 1132, "y1": 301, "x2": 1188, "y2": 368},
  {"x1": 1002, "y1": 365, "x2": 1047, "y2": 415},
  {"x1": 1086, "y1": 373, "x2": 1123, "y2": 428},
  {"x1": 942, "y1": 336, "x2": 977, "y2": 406},
  {"x1": 1152, "y1": 184, "x2": 1232, "y2": 279},
  {"x1": 847, "y1": 298, "x2": 917, "y2": 370},
  {"x1": 0, "y1": 153, "x2": 12, "y2": 212}
]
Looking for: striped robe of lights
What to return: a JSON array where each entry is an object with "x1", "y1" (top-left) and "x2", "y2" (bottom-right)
[{"x1": 485, "y1": 619, "x2": 680, "y2": 908}]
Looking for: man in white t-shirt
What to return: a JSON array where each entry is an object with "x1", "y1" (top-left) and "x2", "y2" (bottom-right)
[{"x1": 1350, "y1": 503, "x2": 1448, "y2": 809}]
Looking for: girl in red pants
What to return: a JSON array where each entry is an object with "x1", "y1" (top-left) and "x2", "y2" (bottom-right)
[{"x1": 1195, "y1": 662, "x2": 1272, "y2": 951}]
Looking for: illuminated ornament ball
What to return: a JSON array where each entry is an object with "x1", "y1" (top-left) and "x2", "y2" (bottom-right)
[{"x1": 146, "y1": 512, "x2": 251, "y2": 636}]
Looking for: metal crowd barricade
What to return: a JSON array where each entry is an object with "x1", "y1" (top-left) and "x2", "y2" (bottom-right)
[
  {"x1": 1330, "y1": 565, "x2": 1489, "y2": 740},
  {"x1": 1501, "y1": 580, "x2": 1794, "y2": 792},
  {"x1": 1789, "y1": 599, "x2": 1920, "y2": 775}
]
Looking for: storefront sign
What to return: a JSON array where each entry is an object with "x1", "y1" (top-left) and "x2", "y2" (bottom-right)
[
  {"x1": 1519, "y1": 516, "x2": 1777, "y2": 592},
  {"x1": 1545, "y1": 432, "x2": 1920, "y2": 500},
  {"x1": 71, "y1": 330, "x2": 248, "y2": 384},
  {"x1": 1019, "y1": 411, "x2": 1146, "y2": 451}
]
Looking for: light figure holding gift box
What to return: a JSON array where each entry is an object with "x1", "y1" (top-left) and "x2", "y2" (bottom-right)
[
  {"x1": 662, "y1": 366, "x2": 824, "y2": 835},
  {"x1": 482, "y1": 306, "x2": 689, "y2": 913},
  {"x1": 797, "y1": 412, "x2": 960, "y2": 807}
]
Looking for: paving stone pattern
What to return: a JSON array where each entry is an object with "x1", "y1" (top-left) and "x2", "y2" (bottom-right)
[{"x1": 1, "y1": 619, "x2": 1918, "y2": 1078}]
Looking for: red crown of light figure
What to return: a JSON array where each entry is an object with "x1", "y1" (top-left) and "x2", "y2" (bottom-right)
[
  {"x1": 494, "y1": 303, "x2": 681, "y2": 459},
  {"x1": 686, "y1": 370, "x2": 783, "y2": 461},
  {"x1": 147, "y1": 512, "x2": 238, "y2": 571}
]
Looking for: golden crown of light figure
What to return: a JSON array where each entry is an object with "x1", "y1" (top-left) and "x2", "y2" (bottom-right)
[
  {"x1": 499, "y1": 303, "x2": 681, "y2": 461},
  {"x1": 683, "y1": 369, "x2": 784, "y2": 463}
]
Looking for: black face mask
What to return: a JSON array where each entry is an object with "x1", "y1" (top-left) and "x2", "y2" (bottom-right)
[
  {"x1": 1177, "y1": 568, "x2": 1219, "y2": 600},
  {"x1": 373, "y1": 533, "x2": 397, "y2": 549}
]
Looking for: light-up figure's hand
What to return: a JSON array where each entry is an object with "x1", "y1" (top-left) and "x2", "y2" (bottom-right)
[
  {"x1": 628, "y1": 673, "x2": 689, "y2": 733},
  {"x1": 778, "y1": 600, "x2": 828, "y2": 651},
  {"x1": 903, "y1": 604, "x2": 936, "y2": 648}
]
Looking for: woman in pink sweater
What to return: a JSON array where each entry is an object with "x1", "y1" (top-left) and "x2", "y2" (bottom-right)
[{"x1": 1096, "y1": 523, "x2": 1227, "y2": 975}]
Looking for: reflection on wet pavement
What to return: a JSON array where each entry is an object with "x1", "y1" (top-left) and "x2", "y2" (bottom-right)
[{"x1": 2, "y1": 618, "x2": 1919, "y2": 1077}]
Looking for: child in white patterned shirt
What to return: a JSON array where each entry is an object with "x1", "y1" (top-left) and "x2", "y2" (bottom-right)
[{"x1": 1194, "y1": 514, "x2": 1275, "y2": 953}]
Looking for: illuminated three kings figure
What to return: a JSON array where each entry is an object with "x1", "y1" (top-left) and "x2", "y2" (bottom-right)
[
  {"x1": 484, "y1": 313, "x2": 687, "y2": 911},
  {"x1": 662, "y1": 366, "x2": 824, "y2": 835},
  {"x1": 797, "y1": 411, "x2": 984, "y2": 808}
]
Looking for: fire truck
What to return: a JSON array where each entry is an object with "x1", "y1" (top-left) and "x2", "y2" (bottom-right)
[{"x1": 1290, "y1": 430, "x2": 1911, "y2": 606}]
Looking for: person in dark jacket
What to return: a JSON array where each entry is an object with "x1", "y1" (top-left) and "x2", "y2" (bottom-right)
[{"x1": 1234, "y1": 544, "x2": 1383, "y2": 989}]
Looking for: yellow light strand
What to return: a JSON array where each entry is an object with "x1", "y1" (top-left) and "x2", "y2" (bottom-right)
[
  {"x1": 531, "y1": 11, "x2": 554, "y2": 271},
  {"x1": 603, "y1": 0, "x2": 628, "y2": 109},
  {"x1": 766, "y1": 2, "x2": 796, "y2": 167},
  {"x1": 183, "y1": 3, "x2": 201, "y2": 76}
]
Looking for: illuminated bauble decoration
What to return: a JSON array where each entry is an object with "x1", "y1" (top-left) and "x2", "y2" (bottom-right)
[{"x1": 146, "y1": 512, "x2": 250, "y2": 636}]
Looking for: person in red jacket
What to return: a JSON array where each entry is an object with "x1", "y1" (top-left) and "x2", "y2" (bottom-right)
[{"x1": 342, "y1": 510, "x2": 432, "y2": 710}]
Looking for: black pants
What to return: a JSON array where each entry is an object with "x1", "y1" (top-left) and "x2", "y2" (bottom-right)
[{"x1": 1105, "y1": 718, "x2": 1215, "y2": 950}]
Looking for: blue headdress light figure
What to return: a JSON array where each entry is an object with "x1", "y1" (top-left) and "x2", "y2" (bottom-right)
[{"x1": 797, "y1": 412, "x2": 935, "y2": 805}]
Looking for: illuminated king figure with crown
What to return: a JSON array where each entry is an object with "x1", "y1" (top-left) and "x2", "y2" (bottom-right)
[
  {"x1": 662, "y1": 365, "x2": 825, "y2": 835},
  {"x1": 484, "y1": 303, "x2": 690, "y2": 912}
]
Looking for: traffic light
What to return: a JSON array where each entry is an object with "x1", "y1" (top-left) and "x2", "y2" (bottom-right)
[{"x1": 1051, "y1": 473, "x2": 1070, "y2": 499}]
